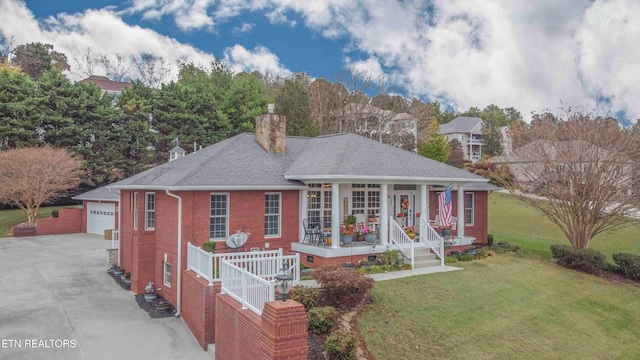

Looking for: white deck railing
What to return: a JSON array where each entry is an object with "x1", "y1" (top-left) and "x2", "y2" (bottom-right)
[
  {"x1": 186, "y1": 243, "x2": 299, "y2": 284},
  {"x1": 220, "y1": 259, "x2": 275, "y2": 315},
  {"x1": 389, "y1": 217, "x2": 415, "y2": 269},
  {"x1": 418, "y1": 217, "x2": 445, "y2": 266}
]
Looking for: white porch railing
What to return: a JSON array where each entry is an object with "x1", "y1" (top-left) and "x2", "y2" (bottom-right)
[
  {"x1": 418, "y1": 217, "x2": 445, "y2": 266},
  {"x1": 220, "y1": 259, "x2": 274, "y2": 315},
  {"x1": 186, "y1": 243, "x2": 299, "y2": 284},
  {"x1": 225, "y1": 253, "x2": 300, "y2": 283},
  {"x1": 389, "y1": 216, "x2": 415, "y2": 269}
]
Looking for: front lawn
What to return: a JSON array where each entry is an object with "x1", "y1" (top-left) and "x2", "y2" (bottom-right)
[
  {"x1": 0, "y1": 206, "x2": 78, "y2": 237},
  {"x1": 358, "y1": 255, "x2": 640, "y2": 359},
  {"x1": 358, "y1": 192, "x2": 640, "y2": 359}
]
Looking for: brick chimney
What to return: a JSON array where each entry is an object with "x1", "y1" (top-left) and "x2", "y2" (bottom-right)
[{"x1": 255, "y1": 105, "x2": 286, "y2": 154}]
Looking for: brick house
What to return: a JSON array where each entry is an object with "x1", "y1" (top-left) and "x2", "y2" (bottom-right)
[{"x1": 107, "y1": 112, "x2": 494, "y2": 352}]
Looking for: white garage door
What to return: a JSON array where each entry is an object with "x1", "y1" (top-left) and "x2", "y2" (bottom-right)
[{"x1": 87, "y1": 202, "x2": 116, "y2": 235}]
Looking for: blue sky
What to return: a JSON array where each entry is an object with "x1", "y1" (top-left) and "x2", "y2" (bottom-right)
[{"x1": 2, "y1": 0, "x2": 640, "y2": 123}]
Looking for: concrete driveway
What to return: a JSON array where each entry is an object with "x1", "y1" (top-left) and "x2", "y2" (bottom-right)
[{"x1": 0, "y1": 234, "x2": 210, "y2": 360}]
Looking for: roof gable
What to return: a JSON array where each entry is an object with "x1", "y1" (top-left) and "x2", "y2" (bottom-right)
[{"x1": 440, "y1": 116, "x2": 484, "y2": 134}]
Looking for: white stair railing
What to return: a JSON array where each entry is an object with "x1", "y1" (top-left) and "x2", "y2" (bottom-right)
[
  {"x1": 220, "y1": 259, "x2": 274, "y2": 316},
  {"x1": 419, "y1": 217, "x2": 445, "y2": 266},
  {"x1": 388, "y1": 217, "x2": 415, "y2": 269}
]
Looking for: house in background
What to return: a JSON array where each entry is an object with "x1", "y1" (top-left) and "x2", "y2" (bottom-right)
[
  {"x1": 440, "y1": 116, "x2": 485, "y2": 163},
  {"x1": 79, "y1": 75, "x2": 131, "y2": 98}
]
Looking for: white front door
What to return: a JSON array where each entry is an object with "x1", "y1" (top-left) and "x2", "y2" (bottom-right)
[
  {"x1": 393, "y1": 192, "x2": 416, "y2": 227},
  {"x1": 87, "y1": 202, "x2": 115, "y2": 235}
]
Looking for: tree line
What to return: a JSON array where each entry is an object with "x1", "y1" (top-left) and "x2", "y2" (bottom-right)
[{"x1": 1, "y1": 41, "x2": 529, "y2": 192}]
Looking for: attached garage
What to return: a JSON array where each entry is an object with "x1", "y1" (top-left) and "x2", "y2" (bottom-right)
[
  {"x1": 72, "y1": 186, "x2": 120, "y2": 235},
  {"x1": 87, "y1": 202, "x2": 116, "y2": 235}
]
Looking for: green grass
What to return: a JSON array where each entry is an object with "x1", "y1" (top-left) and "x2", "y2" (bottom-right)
[
  {"x1": 488, "y1": 192, "x2": 640, "y2": 258},
  {"x1": 358, "y1": 192, "x2": 640, "y2": 359},
  {"x1": 0, "y1": 206, "x2": 78, "y2": 237}
]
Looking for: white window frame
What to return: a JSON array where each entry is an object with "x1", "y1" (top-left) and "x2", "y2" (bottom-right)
[
  {"x1": 163, "y1": 262, "x2": 171, "y2": 287},
  {"x1": 210, "y1": 193, "x2": 229, "y2": 240},
  {"x1": 133, "y1": 192, "x2": 138, "y2": 230},
  {"x1": 145, "y1": 192, "x2": 155, "y2": 230},
  {"x1": 307, "y1": 184, "x2": 332, "y2": 228},
  {"x1": 264, "y1": 192, "x2": 281, "y2": 238},
  {"x1": 465, "y1": 192, "x2": 474, "y2": 226}
]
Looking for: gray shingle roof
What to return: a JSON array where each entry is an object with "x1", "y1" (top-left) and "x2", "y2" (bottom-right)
[
  {"x1": 72, "y1": 186, "x2": 120, "y2": 201},
  {"x1": 111, "y1": 132, "x2": 488, "y2": 190},
  {"x1": 440, "y1": 116, "x2": 484, "y2": 134}
]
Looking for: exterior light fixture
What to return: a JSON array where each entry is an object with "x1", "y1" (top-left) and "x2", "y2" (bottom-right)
[{"x1": 275, "y1": 261, "x2": 293, "y2": 302}]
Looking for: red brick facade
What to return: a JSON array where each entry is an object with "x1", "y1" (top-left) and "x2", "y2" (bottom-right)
[
  {"x1": 215, "y1": 294, "x2": 308, "y2": 360},
  {"x1": 34, "y1": 208, "x2": 83, "y2": 235},
  {"x1": 428, "y1": 190, "x2": 489, "y2": 244},
  {"x1": 181, "y1": 269, "x2": 221, "y2": 350}
]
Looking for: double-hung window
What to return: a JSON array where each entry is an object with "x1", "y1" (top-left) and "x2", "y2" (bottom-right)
[
  {"x1": 133, "y1": 192, "x2": 138, "y2": 229},
  {"x1": 465, "y1": 193, "x2": 474, "y2": 226},
  {"x1": 265, "y1": 193, "x2": 281, "y2": 237},
  {"x1": 163, "y1": 262, "x2": 171, "y2": 287},
  {"x1": 210, "y1": 194, "x2": 228, "y2": 240},
  {"x1": 145, "y1": 192, "x2": 155, "y2": 230}
]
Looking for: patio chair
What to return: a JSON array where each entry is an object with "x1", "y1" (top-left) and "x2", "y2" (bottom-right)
[
  {"x1": 317, "y1": 220, "x2": 330, "y2": 247},
  {"x1": 302, "y1": 218, "x2": 319, "y2": 244}
]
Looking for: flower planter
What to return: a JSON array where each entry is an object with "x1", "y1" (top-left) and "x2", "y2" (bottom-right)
[
  {"x1": 406, "y1": 232, "x2": 416, "y2": 240},
  {"x1": 144, "y1": 293, "x2": 157, "y2": 302},
  {"x1": 465, "y1": 248, "x2": 480, "y2": 256},
  {"x1": 341, "y1": 263, "x2": 356, "y2": 269},
  {"x1": 364, "y1": 234, "x2": 376, "y2": 244},
  {"x1": 441, "y1": 228, "x2": 452, "y2": 237},
  {"x1": 155, "y1": 300, "x2": 171, "y2": 311},
  {"x1": 113, "y1": 269, "x2": 124, "y2": 276},
  {"x1": 360, "y1": 261, "x2": 373, "y2": 268},
  {"x1": 341, "y1": 235, "x2": 354, "y2": 245}
]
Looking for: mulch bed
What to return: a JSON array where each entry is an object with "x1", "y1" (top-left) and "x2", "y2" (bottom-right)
[{"x1": 106, "y1": 269, "x2": 176, "y2": 318}]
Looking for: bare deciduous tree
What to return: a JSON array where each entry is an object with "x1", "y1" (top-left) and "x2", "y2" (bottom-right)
[
  {"x1": 130, "y1": 53, "x2": 170, "y2": 88},
  {"x1": 72, "y1": 47, "x2": 98, "y2": 78},
  {"x1": 501, "y1": 111, "x2": 640, "y2": 248},
  {"x1": 98, "y1": 52, "x2": 129, "y2": 81},
  {"x1": 0, "y1": 146, "x2": 84, "y2": 225}
]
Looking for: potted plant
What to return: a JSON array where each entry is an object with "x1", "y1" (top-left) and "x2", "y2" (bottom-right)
[
  {"x1": 123, "y1": 272, "x2": 131, "y2": 286},
  {"x1": 404, "y1": 226, "x2": 416, "y2": 240},
  {"x1": 144, "y1": 281, "x2": 157, "y2": 302},
  {"x1": 362, "y1": 223, "x2": 377, "y2": 244},
  {"x1": 112, "y1": 267, "x2": 124, "y2": 276},
  {"x1": 344, "y1": 215, "x2": 357, "y2": 233},
  {"x1": 441, "y1": 226, "x2": 453, "y2": 237},
  {"x1": 359, "y1": 257, "x2": 373, "y2": 268},
  {"x1": 340, "y1": 226, "x2": 354, "y2": 245}
]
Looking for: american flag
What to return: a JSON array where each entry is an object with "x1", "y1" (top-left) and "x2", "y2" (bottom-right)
[{"x1": 438, "y1": 185, "x2": 453, "y2": 228}]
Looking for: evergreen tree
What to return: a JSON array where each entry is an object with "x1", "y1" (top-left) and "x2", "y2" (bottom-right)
[
  {"x1": 275, "y1": 74, "x2": 318, "y2": 137},
  {"x1": 418, "y1": 121, "x2": 449, "y2": 162},
  {"x1": 0, "y1": 65, "x2": 39, "y2": 149}
]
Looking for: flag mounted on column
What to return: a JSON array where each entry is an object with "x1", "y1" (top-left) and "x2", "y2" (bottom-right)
[{"x1": 438, "y1": 185, "x2": 453, "y2": 228}]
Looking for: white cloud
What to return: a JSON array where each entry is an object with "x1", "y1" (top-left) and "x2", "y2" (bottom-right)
[
  {"x1": 223, "y1": 44, "x2": 292, "y2": 77},
  {"x1": 231, "y1": 22, "x2": 255, "y2": 35},
  {"x1": 0, "y1": 0, "x2": 215, "y2": 82}
]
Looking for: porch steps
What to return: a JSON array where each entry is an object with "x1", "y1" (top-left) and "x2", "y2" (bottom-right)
[{"x1": 412, "y1": 247, "x2": 441, "y2": 269}]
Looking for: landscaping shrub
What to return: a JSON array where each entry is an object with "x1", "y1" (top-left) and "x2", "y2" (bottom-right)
[
  {"x1": 325, "y1": 329, "x2": 357, "y2": 360},
  {"x1": 444, "y1": 256, "x2": 458, "y2": 264},
  {"x1": 550, "y1": 244, "x2": 606, "y2": 274},
  {"x1": 289, "y1": 285, "x2": 319, "y2": 311},
  {"x1": 612, "y1": 253, "x2": 640, "y2": 280},
  {"x1": 312, "y1": 266, "x2": 375, "y2": 309},
  {"x1": 375, "y1": 250, "x2": 404, "y2": 269},
  {"x1": 202, "y1": 241, "x2": 216, "y2": 253},
  {"x1": 459, "y1": 254, "x2": 474, "y2": 261},
  {"x1": 307, "y1": 306, "x2": 338, "y2": 335},
  {"x1": 358, "y1": 263, "x2": 411, "y2": 274},
  {"x1": 489, "y1": 242, "x2": 521, "y2": 254},
  {"x1": 487, "y1": 233, "x2": 494, "y2": 246}
]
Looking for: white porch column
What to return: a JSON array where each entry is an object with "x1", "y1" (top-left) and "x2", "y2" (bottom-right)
[
  {"x1": 420, "y1": 184, "x2": 427, "y2": 222},
  {"x1": 300, "y1": 189, "x2": 308, "y2": 243},
  {"x1": 457, "y1": 184, "x2": 465, "y2": 238},
  {"x1": 331, "y1": 183, "x2": 340, "y2": 248},
  {"x1": 380, "y1": 183, "x2": 389, "y2": 245}
]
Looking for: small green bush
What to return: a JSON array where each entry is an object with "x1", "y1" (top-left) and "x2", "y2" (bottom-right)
[
  {"x1": 478, "y1": 248, "x2": 489, "y2": 258},
  {"x1": 612, "y1": 253, "x2": 640, "y2": 280},
  {"x1": 375, "y1": 250, "x2": 404, "y2": 269},
  {"x1": 202, "y1": 241, "x2": 216, "y2": 253},
  {"x1": 307, "y1": 306, "x2": 338, "y2": 335},
  {"x1": 289, "y1": 285, "x2": 319, "y2": 311},
  {"x1": 444, "y1": 256, "x2": 458, "y2": 264},
  {"x1": 550, "y1": 244, "x2": 606, "y2": 274},
  {"x1": 325, "y1": 329, "x2": 357, "y2": 360},
  {"x1": 459, "y1": 254, "x2": 474, "y2": 261},
  {"x1": 490, "y1": 242, "x2": 521, "y2": 254},
  {"x1": 313, "y1": 266, "x2": 375, "y2": 309},
  {"x1": 487, "y1": 233, "x2": 494, "y2": 246}
]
